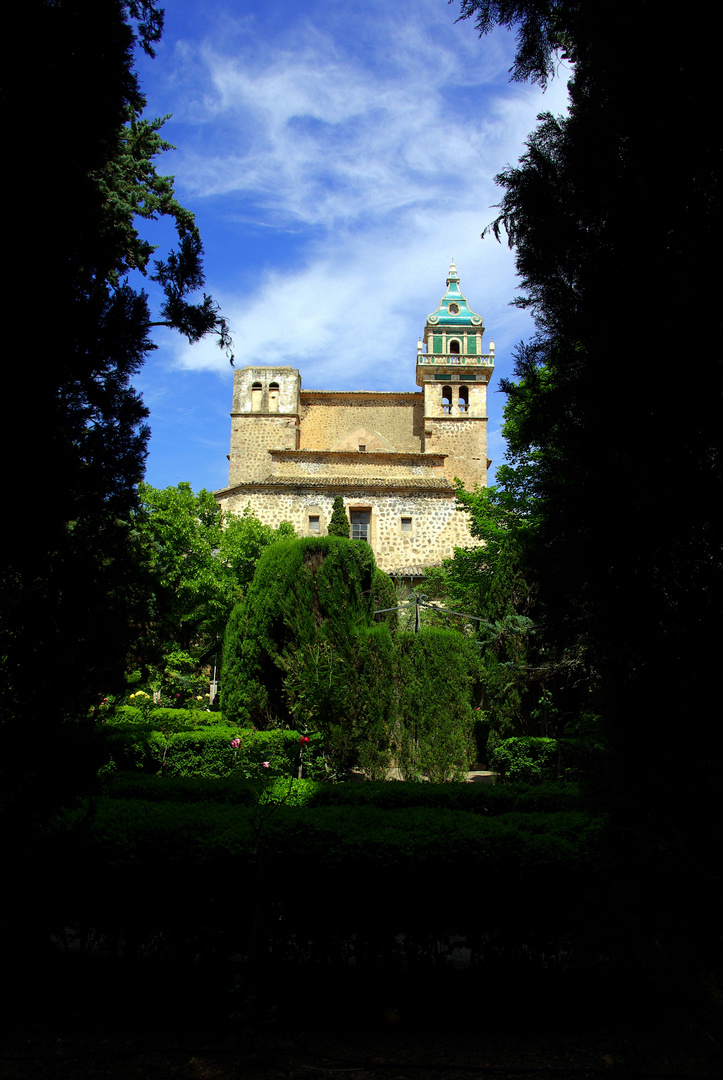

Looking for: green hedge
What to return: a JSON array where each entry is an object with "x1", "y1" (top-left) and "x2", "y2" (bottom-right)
[
  {"x1": 108, "y1": 706, "x2": 235, "y2": 730},
  {"x1": 394, "y1": 629, "x2": 479, "y2": 781},
  {"x1": 82, "y1": 799, "x2": 601, "y2": 872},
  {"x1": 99, "y1": 725, "x2": 304, "y2": 778},
  {"x1": 102, "y1": 774, "x2": 584, "y2": 813},
  {"x1": 490, "y1": 736, "x2": 605, "y2": 783},
  {"x1": 50, "y1": 795, "x2": 604, "y2": 967}
]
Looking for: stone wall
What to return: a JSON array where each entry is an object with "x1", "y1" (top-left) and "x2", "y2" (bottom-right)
[
  {"x1": 228, "y1": 415, "x2": 298, "y2": 484},
  {"x1": 424, "y1": 418, "x2": 488, "y2": 489},
  {"x1": 217, "y1": 485, "x2": 479, "y2": 573},
  {"x1": 299, "y1": 392, "x2": 424, "y2": 453},
  {"x1": 268, "y1": 449, "x2": 446, "y2": 481}
]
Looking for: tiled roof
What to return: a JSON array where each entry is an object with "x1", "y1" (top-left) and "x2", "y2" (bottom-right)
[{"x1": 217, "y1": 475, "x2": 454, "y2": 495}]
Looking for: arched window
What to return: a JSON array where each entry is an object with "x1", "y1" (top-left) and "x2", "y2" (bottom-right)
[
  {"x1": 251, "y1": 381, "x2": 262, "y2": 412},
  {"x1": 458, "y1": 385, "x2": 469, "y2": 414},
  {"x1": 442, "y1": 385, "x2": 452, "y2": 415},
  {"x1": 268, "y1": 381, "x2": 280, "y2": 412},
  {"x1": 449, "y1": 339, "x2": 461, "y2": 354}
]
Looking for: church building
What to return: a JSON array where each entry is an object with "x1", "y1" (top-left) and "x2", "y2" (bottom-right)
[{"x1": 214, "y1": 262, "x2": 495, "y2": 576}]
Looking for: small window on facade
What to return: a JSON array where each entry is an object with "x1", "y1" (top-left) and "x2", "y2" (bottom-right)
[
  {"x1": 350, "y1": 509, "x2": 370, "y2": 541},
  {"x1": 458, "y1": 385, "x2": 469, "y2": 413},
  {"x1": 442, "y1": 385, "x2": 452, "y2": 415},
  {"x1": 308, "y1": 515, "x2": 320, "y2": 533},
  {"x1": 401, "y1": 517, "x2": 412, "y2": 533},
  {"x1": 251, "y1": 382, "x2": 263, "y2": 412},
  {"x1": 268, "y1": 381, "x2": 280, "y2": 413},
  {"x1": 358, "y1": 444, "x2": 366, "y2": 452},
  {"x1": 449, "y1": 339, "x2": 461, "y2": 354}
]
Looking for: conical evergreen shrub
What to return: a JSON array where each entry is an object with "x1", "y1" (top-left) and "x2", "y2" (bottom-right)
[{"x1": 327, "y1": 496, "x2": 349, "y2": 538}]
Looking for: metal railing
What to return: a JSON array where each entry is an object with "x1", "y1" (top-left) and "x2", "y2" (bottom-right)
[{"x1": 417, "y1": 353, "x2": 494, "y2": 365}]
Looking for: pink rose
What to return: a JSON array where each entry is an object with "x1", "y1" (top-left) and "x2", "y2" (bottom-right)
[{"x1": 231, "y1": 738, "x2": 241, "y2": 749}]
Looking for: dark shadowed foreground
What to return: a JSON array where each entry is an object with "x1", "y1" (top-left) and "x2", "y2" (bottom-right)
[{"x1": 1, "y1": 959, "x2": 719, "y2": 1079}]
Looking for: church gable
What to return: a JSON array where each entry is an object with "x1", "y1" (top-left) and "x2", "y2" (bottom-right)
[{"x1": 330, "y1": 427, "x2": 396, "y2": 453}]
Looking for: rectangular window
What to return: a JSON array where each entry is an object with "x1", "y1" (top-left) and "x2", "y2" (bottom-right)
[
  {"x1": 309, "y1": 515, "x2": 320, "y2": 532},
  {"x1": 350, "y1": 509, "x2": 370, "y2": 541},
  {"x1": 358, "y1": 444, "x2": 366, "y2": 452},
  {"x1": 401, "y1": 517, "x2": 412, "y2": 533}
]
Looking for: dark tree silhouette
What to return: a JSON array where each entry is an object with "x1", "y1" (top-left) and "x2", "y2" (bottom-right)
[
  {"x1": 0, "y1": 2, "x2": 232, "y2": 803},
  {"x1": 458, "y1": 0, "x2": 722, "y2": 970}
]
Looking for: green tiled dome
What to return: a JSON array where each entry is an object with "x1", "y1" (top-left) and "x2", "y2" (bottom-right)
[{"x1": 426, "y1": 261, "x2": 483, "y2": 328}]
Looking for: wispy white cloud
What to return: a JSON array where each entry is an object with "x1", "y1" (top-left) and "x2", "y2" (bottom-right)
[{"x1": 137, "y1": 0, "x2": 571, "y2": 487}]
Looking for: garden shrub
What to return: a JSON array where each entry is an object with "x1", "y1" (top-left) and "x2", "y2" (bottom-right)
[
  {"x1": 99, "y1": 724, "x2": 301, "y2": 778},
  {"x1": 222, "y1": 537, "x2": 398, "y2": 775},
  {"x1": 371, "y1": 566, "x2": 398, "y2": 631},
  {"x1": 100, "y1": 774, "x2": 584, "y2": 814},
  {"x1": 53, "y1": 795, "x2": 605, "y2": 967},
  {"x1": 222, "y1": 536, "x2": 379, "y2": 727},
  {"x1": 394, "y1": 628, "x2": 479, "y2": 781},
  {"x1": 103, "y1": 773, "x2": 307, "y2": 806},
  {"x1": 327, "y1": 495, "x2": 349, "y2": 538},
  {"x1": 109, "y1": 706, "x2": 234, "y2": 730},
  {"x1": 491, "y1": 736, "x2": 559, "y2": 783}
]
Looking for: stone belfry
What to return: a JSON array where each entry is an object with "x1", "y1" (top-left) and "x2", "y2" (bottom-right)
[
  {"x1": 227, "y1": 366, "x2": 301, "y2": 485},
  {"x1": 416, "y1": 260, "x2": 495, "y2": 489}
]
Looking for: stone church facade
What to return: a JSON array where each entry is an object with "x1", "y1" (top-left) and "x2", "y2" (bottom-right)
[{"x1": 214, "y1": 263, "x2": 495, "y2": 577}]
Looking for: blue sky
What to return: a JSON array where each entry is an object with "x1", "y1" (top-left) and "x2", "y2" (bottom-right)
[{"x1": 133, "y1": 0, "x2": 570, "y2": 492}]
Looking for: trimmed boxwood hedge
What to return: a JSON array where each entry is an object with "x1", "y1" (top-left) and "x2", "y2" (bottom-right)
[
  {"x1": 109, "y1": 706, "x2": 235, "y2": 729},
  {"x1": 83, "y1": 800, "x2": 597, "y2": 873},
  {"x1": 99, "y1": 725, "x2": 303, "y2": 778},
  {"x1": 50, "y1": 794, "x2": 605, "y2": 966},
  {"x1": 102, "y1": 774, "x2": 584, "y2": 813}
]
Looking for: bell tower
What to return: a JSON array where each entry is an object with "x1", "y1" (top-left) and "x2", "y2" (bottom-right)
[
  {"x1": 416, "y1": 261, "x2": 495, "y2": 489},
  {"x1": 228, "y1": 366, "x2": 301, "y2": 485}
]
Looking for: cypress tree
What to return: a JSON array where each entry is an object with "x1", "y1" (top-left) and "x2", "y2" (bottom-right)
[{"x1": 327, "y1": 496, "x2": 350, "y2": 538}]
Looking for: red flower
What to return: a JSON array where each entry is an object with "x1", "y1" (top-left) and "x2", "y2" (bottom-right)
[{"x1": 299, "y1": 736, "x2": 310, "y2": 745}]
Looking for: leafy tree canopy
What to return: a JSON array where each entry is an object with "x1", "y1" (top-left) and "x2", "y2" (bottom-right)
[{"x1": 132, "y1": 483, "x2": 294, "y2": 680}]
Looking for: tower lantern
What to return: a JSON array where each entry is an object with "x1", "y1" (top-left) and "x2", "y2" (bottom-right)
[{"x1": 416, "y1": 261, "x2": 495, "y2": 488}]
